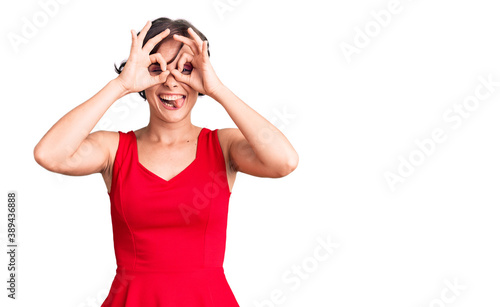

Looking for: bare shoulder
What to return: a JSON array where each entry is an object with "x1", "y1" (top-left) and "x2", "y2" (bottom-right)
[
  {"x1": 87, "y1": 130, "x2": 120, "y2": 193},
  {"x1": 216, "y1": 127, "x2": 245, "y2": 157},
  {"x1": 88, "y1": 130, "x2": 120, "y2": 151},
  {"x1": 216, "y1": 128, "x2": 241, "y2": 173},
  {"x1": 88, "y1": 130, "x2": 120, "y2": 174},
  {"x1": 216, "y1": 127, "x2": 239, "y2": 149}
]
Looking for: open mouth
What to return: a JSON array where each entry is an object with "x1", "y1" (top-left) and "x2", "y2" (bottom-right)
[{"x1": 158, "y1": 94, "x2": 186, "y2": 110}]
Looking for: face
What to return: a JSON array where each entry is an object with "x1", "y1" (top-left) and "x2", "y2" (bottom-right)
[{"x1": 144, "y1": 38, "x2": 196, "y2": 123}]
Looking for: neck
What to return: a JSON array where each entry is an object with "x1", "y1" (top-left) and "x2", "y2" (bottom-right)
[{"x1": 143, "y1": 113, "x2": 197, "y2": 144}]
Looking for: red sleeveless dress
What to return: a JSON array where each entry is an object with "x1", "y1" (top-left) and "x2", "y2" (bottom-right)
[{"x1": 101, "y1": 127, "x2": 239, "y2": 306}]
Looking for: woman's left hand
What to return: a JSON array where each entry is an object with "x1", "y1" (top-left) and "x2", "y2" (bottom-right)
[{"x1": 170, "y1": 28, "x2": 224, "y2": 97}]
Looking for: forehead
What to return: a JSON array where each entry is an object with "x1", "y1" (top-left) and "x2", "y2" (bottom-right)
[{"x1": 156, "y1": 39, "x2": 192, "y2": 64}]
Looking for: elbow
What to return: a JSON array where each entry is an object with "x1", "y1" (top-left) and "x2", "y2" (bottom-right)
[
  {"x1": 34, "y1": 144, "x2": 51, "y2": 169},
  {"x1": 33, "y1": 144, "x2": 45, "y2": 166},
  {"x1": 33, "y1": 144, "x2": 59, "y2": 172},
  {"x1": 276, "y1": 152, "x2": 299, "y2": 177}
]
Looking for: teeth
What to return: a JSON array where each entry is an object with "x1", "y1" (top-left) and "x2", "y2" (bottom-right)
[
  {"x1": 159, "y1": 94, "x2": 183, "y2": 101},
  {"x1": 163, "y1": 101, "x2": 175, "y2": 107}
]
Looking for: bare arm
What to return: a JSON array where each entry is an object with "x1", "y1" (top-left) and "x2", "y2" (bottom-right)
[
  {"x1": 34, "y1": 20, "x2": 171, "y2": 176},
  {"x1": 33, "y1": 79, "x2": 126, "y2": 174},
  {"x1": 213, "y1": 87, "x2": 299, "y2": 178}
]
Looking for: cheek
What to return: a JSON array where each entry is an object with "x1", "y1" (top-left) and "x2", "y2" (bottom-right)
[
  {"x1": 144, "y1": 85, "x2": 159, "y2": 97},
  {"x1": 180, "y1": 83, "x2": 198, "y2": 97}
]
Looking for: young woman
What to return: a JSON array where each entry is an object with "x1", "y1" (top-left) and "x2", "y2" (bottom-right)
[{"x1": 34, "y1": 17, "x2": 298, "y2": 306}]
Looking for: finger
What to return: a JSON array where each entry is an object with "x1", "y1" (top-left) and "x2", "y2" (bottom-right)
[
  {"x1": 143, "y1": 28, "x2": 170, "y2": 54},
  {"x1": 173, "y1": 34, "x2": 199, "y2": 55},
  {"x1": 170, "y1": 68, "x2": 190, "y2": 84},
  {"x1": 130, "y1": 29, "x2": 138, "y2": 51},
  {"x1": 202, "y1": 40, "x2": 208, "y2": 57},
  {"x1": 129, "y1": 30, "x2": 139, "y2": 55},
  {"x1": 137, "y1": 20, "x2": 152, "y2": 45},
  {"x1": 177, "y1": 52, "x2": 194, "y2": 72},
  {"x1": 149, "y1": 53, "x2": 167, "y2": 71},
  {"x1": 153, "y1": 70, "x2": 171, "y2": 84},
  {"x1": 187, "y1": 28, "x2": 203, "y2": 53}
]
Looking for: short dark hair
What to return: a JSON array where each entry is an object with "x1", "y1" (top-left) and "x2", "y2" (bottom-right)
[{"x1": 114, "y1": 17, "x2": 210, "y2": 99}]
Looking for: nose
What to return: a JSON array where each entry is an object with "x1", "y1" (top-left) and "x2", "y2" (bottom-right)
[{"x1": 163, "y1": 69, "x2": 179, "y2": 89}]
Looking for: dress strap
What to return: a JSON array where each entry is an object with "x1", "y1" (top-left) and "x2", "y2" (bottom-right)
[
  {"x1": 199, "y1": 128, "x2": 230, "y2": 193},
  {"x1": 110, "y1": 131, "x2": 134, "y2": 194}
]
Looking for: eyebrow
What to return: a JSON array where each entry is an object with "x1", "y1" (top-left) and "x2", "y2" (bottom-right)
[{"x1": 166, "y1": 43, "x2": 184, "y2": 65}]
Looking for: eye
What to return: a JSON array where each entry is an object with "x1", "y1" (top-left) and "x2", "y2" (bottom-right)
[
  {"x1": 148, "y1": 64, "x2": 162, "y2": 75},
  {"x1": 181, "y1": 63, "x2": 193, "y2": 75}
]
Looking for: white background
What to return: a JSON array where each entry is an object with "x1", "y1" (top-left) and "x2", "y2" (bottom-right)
[{"x1": 1, "y1": 0, "x2": 500, "y2": 306}]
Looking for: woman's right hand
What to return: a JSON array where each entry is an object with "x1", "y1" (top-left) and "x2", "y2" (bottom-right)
[{"x1": 115, "y1": 20, "x2": 171, "y2": 94}]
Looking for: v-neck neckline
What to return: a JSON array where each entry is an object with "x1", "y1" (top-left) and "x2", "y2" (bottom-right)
[{"x1": 132, "y1": 127, "x2": 205, "y2": 184}]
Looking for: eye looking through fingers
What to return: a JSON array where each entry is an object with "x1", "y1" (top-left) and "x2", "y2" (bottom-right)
[
  {"x1": 182, "y1": 63, "x2": 193, "y2": 75},
  {"x1": 148, "y1": 63, "x2": 162, "y2": 75},
  {"x1": 148, "y1": 63, "x2": 191, "y2": 76},
  {"x1": 175, "y1": 49, "x2": 194, "y2": 75}
]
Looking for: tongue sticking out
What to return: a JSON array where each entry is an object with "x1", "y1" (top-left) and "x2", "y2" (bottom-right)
[
  {"x1": 160, "y1": 96, "x2": 185, "y2": 109},
  {"x1": 173, "y1": 96, "x2": 185, "y2": 108}
]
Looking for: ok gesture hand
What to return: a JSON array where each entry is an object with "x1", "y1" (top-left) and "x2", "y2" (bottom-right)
[
  {"x1": 170, "y1": 28, "x2": 223, "y2": 97},
  {"x1": 116, "y1": 21, "x2": 171, "y2": 94}
]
